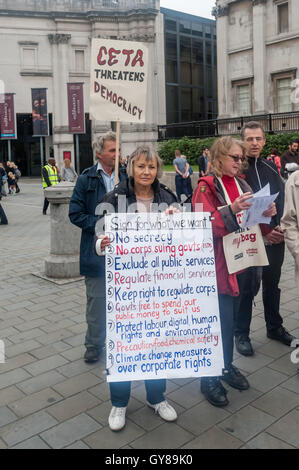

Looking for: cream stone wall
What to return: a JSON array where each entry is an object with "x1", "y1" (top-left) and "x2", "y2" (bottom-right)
[
  {"x1": 0, "y1": 0, "x2": 165, "y2": 168},
  {"x1": 215, "y1": 0, "x2": 299, "y2": 118}
]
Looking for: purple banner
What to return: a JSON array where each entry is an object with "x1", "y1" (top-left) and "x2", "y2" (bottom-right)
[
  {"x1": 67, "y1": 83, "x2": 85, "y2": 134},
  {"x1": 0, "y1": 93, "x2": 17, "y2": 139},
  {"x1": 32, "y1": 88, "x2": 49, "y2": 136}
]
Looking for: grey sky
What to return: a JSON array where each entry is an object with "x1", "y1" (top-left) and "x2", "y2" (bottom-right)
[{"x1": 160, "y1": 0, "x2": 216, "y2": 20}]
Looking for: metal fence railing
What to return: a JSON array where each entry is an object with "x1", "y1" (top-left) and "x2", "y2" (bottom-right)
[{"x1": 158, "y1": 111, "x2": 299, "y2": 141}]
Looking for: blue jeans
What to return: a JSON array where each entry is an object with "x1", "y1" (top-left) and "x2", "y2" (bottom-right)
[
  {"x1": 110, "y1": 379, "x2": 166, "y2": 407},
  {"x1": 85, "y1": 276, "x2": 106, "y2": 350}
]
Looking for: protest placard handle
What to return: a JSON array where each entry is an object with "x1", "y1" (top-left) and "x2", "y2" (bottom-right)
[{"x1": 115, "y1": 121, "x2": 120, "y2": 186}]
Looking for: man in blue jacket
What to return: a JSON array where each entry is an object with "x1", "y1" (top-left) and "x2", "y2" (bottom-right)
[{"x1": 69, "y1": 131, "x2": 127, "y2": 363}]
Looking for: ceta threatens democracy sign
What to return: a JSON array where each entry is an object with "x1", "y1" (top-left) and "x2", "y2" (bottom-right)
[{"x1": 90, "y1": 38, "x2": 149, "y2": 124}]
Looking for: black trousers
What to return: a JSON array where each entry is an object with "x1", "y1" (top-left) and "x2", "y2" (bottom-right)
[
  {"x1": 234, "y1": 242, "x2": 285, "y2": 336},
  {"x1": 0, "y1": 202, "x2": 8, "y2": 224},
  {"x1": 43, "y1": 198, "x2": 49, "y2": 213}
]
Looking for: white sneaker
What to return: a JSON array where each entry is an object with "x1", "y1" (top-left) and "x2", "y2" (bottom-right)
[
  {"x1": 108, "y1": 406, "x2": 126, "y2": 431},
  {"x1": 147, "y1": 400, "x2": 177, "y2": 422}
]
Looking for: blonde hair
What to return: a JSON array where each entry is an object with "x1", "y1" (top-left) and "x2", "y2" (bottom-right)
[
  {"x1": 64, "y1": 159, "x2": 71, "y2": 168},
  {"x1": 210, "y1": 136, "x2": 247, "y2": 177},
  {"x1": 127, "y1": 146, "x2": 163, "y2": 179}
]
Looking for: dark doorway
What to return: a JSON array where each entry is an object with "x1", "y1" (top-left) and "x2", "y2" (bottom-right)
[
  {"x1": 75, "y1": 114, "x2": 93, "y2": 174},
  {"x1": 0, "y1": 114, "x2": 52, "y2": 176}
]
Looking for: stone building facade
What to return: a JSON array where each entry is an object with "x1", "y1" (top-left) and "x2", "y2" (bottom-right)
[
  {"x1": 214, "y1": 0, "x2": 299, "y2": 121},
  {"x1": 0, "y1": 0, "x2": 166, "y2": 175}
]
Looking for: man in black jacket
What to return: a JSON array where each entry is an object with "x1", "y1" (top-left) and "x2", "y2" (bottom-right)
[
  {"x1": 280, "y1": 139, "x2": 299, "y2": 179},
  {"x1": 234, "y1": 121, "x2": 295, "y2": 356}
]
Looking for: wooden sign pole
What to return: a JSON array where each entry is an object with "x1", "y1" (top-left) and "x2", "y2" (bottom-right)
[{"x1": 115, "y1": 121, "x2": 121, "y2": 186}]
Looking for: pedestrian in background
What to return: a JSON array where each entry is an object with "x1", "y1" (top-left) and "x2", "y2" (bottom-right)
[
  {"x1": 267, "y1": 148, "x2": 281, "y2": 175},
  {"x1": 0, "y1": 162, "x2": 7, "y2": 196},
  {"x1": 42, "y1": 157, "x2": 59, "y2": 215},
  {"x1": 0, "y1": 179, "x2": 8, "y2": 225},
  {"x1": 62, "y1": 158, "x2": 78, "y2": 183},
  {"x1": 173, "y1": 149, "x2": 192, "y2": 202},
  {"x1": 281, "y1": 139, "x2": 299, "y2": 179},
  {"x1": 198, "y1": 146, "x2": 211, "y2": 177}
]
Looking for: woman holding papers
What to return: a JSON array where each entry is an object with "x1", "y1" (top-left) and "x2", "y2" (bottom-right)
[
  {"x1": 192, "y1": 136, "x2": 276, "y2": 407},
  {"x1": 96, "y1": 146, "x2": 179, "y2": 432}
]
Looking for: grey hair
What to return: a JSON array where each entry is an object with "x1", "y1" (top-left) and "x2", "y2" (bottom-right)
[
  {"x1": 92, "y1": 131, "x2": 116, "y2": 158},
  {"x1": 127, "y1": 146, "x2": 163, "y2": 179},
  {"x1": 241, "y1": 121, "x2": 265, "y2": 140}
]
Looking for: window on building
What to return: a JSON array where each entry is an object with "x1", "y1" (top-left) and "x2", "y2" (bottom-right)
[
  {"x1": 192, "y1": 39, "x2": 204, "y2": 86},
  {"x1": 166, "y1": 86, "x2": 179, "y2": 123},
  {"x1": 192, "y1": 22, "x2": 203, "y2": 37},
  {"x1": 75, "y1": 50, "x2": 85, "y2": 72},
  {"x1": 165, "y1": 18, "x2": 176, "y2": 31},
  {"x1": 237, "y1": 84, "x2": 251, "y2": 116},
  {"x1": 23, "y1": 48, "x2": 36, "y2": 68},
  {"x1": 19, "y1": 44, "x2": 38, "y2": 69},
  {"x1": 278, "y1": 2, "x2": 289, "y2": 34},
  {"x1": 277, "y1": 77, "x2": 292, "y2": 112},
  {"x1": 232, "y1": 80, "x2": 252, "y2": 116},
  {"x1": 181, "y1": 87, "x2": 192, "y2": 121},
  {"x1": 180, "y1": 36, "x2": 191, "y2": 84},
  {"x1": 166, "y1": 34, "x2": 178, "y2": 83}
]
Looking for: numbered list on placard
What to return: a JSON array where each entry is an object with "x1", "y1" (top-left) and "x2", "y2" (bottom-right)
[{"x1": 105, "y1": 212, "x2": 224, "y2": 383}]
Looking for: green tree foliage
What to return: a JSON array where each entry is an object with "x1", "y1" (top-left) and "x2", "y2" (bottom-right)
[{"x1": 158, "y1": 133, "x2": 299, "y2": 165}]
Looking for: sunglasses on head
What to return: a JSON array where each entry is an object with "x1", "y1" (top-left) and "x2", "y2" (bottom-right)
[{"x1": 227, "y1": 154, "x2": 246, "y2": 163}]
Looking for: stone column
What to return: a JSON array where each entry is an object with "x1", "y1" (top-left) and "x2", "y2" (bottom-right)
[
  {"x1": 48, "y1": 34, "x2": 75, "y2": 169},
  {"x1": 252, "y1": 0, "x2": 267, "y2": 114},
  {"x1": 44, "y1": 182, "x2": 82, "y2": 280},
  {"x1": 214, "y1": 5, "x2": 230, "y2": 118}
]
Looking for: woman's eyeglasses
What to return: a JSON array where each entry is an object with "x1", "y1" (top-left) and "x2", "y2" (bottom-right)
[{"x1": 227, "y1": 154, "x2": 246, "y2": 163}]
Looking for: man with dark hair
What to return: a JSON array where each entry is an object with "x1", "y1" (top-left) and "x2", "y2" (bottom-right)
[
  {"x1": 235, "y1": 121, "x2": 295, "y2": 356},
  {"x1": 280, "y1": 139, "x2": 299, "y2": 179},
  {"x1": 69, "y1": 132, "x2": 127, "y2": 363},
  {"x1": 198, "y1": 147, "x2": 210, "y2": 177}
]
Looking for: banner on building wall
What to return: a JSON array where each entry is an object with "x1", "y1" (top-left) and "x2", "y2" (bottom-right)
[
  {"x1": 67, "y1": 83, "x2": 85, "y2": 134},
  {"x1": 104, "y1": 212, "x2": 224, "y2": 383},
  {"x1": 31, "y1": 88, "x2": 49, "y2": 136},
  {"x1": 0, "y1": 93, "x2": 17, "y2": 139},
  {"x1": 90, "y1": 38, "x2": 149, "y2": 123}
]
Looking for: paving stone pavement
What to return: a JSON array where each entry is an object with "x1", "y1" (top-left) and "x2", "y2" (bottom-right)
[{"x1": 0, "y1": 179, "x2": 299, "y2": 450}]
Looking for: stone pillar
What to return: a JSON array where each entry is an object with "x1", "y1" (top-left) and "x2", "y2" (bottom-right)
[
  {"x1": 44, "y1": 182, "x2": 82, "y2": 280},
  {"x1": 48, "y1": 33, "x2": 75, "y2": 169},
  {"x1": 252, "y1": 0, "x2": 267, "y2": 114},
  {"x1": 214, "y1": 5, "x2": 230, "y2": 118}
]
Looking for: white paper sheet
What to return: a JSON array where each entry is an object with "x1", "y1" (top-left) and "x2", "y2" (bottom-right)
[{"x1": 241, "y1": 184, "x2": 279, "y2": 228}]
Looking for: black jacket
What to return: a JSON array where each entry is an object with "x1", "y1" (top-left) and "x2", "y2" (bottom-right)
[
  {"x1": 243, "y1": 157, "x2": 285, "y2": 228},
  {"x1": 101, "y1": 177, "x2": 177, "y2": 211},
  {"x1": 198, "y1": 155, "x2": 207, "y2": 175}
]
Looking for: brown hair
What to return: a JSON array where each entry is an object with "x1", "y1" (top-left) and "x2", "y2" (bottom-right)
[{"x1": 210, "y1": 136, "x2": 247, "y2": 177}]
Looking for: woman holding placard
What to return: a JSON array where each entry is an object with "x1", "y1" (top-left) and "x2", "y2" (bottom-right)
[
  {"x1": 96, "y1": 146, "x2": 179, "y2": 432},
  {"x1": 192, "y1": 136, "x2": 276, "y2": 407}
]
